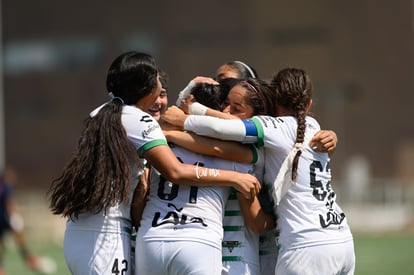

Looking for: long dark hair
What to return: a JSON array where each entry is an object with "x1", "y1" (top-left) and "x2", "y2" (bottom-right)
[
  {"x1": 271, "y1": 67, "x2": 312, "y2": 181},
  {"x1": 107, "y1": 51, "x2": 158, "y2": 104},
  {"x1": 48, "y1": 51, "x2": 159, "y2": 219}
]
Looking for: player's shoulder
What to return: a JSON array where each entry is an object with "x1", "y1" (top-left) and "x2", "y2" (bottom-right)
[
  {"x1": 122, "y1": 106, "x2": 159, "y2": 127},
  {"x1": 251, "y1": 115, "x2": 294, "y2": 129},
  {"x1": 123, "y1": 105, "x2": 152, "y2": 118},
  {"x1": 254, "y1": 115, "x2": 320, "y2": 129},
  {"x1": 305, "y1": 116, "x2": 321, "y2": 131}
]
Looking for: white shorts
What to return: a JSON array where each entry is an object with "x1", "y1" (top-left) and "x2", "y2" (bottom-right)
[
  {"x1": 135, "y1": 240, "x2": 222, "y2": 275},
  {"x1": 275, "y1": 240, "x2": 355, "y2": 275},
  {"x1": 64, "y1": 229, "x2": 132, "y2": 275}
]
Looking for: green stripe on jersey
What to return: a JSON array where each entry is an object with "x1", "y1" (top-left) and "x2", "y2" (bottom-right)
[
  {"x1": 251, "y1": 117, "x2": 265, "y2": 147},
  {"x1": 249, "y1": 144, "x2": 258, "y2": 163},
  {"x1": 223, "y1": 225, "x2": 244, "y2": 231},
  {"x1": 138, "y1": 139, "x2": 168, "y2": 156},
  {"x1": 120, "y1": 217, "x2": 132, "y2": 225},
  {"x1": 122, "y1": 226, "x2": 133, "y2": 236},
  {"x1": 224, "y1": 210, "x2": 242, "y2": 216},
  {"x1": 222, "y1": 256, "x2": 243, "y2": 262}
]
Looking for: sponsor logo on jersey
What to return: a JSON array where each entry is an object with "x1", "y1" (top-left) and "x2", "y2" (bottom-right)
[
  {"x1": 141, "y1": 122, "x2": 160, "y2": 139},
  {"x1": 151, "y1": 202, "x2": 208, "y2": 228}
]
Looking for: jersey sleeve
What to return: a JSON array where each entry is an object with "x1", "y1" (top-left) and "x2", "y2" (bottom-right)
[
  {"x1": 121, "y1": 107, "x2": 168, "y2": 157},
  {"x1": 251, "y1": 117, "x2": 266, "y2": 147},
  {"x1": 183, "y1": 115, "x2": 260, "y2": 144},
  {"x1": 135, "y1": 121, "x2": 168, "y2": 157}
]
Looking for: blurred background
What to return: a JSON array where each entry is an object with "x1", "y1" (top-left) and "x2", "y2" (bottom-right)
[{"x1": 0, "y1": 0, "x2": 413, "y2": 274}]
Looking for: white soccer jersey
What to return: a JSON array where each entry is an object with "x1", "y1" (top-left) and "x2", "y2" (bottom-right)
[
  {"x1": 184, "y1": 115, "x2": 353, "y2": 251},
  {"x1": 221, "y1": 137, "x2": 276, "y2": 275},
  {"x1": 222, "y1": 189, "x2": 260, "y2": 274},
  {"x1": 68, "y1": 105, "x2": 167, "y2": 233},
  {"x1": 64, "y1": 105, "x2": 168, "y2": 275},
  {"x1": 250, "y1": 116, "x2": 353, "y2": 251},
  {"x1": 253, "y1": 146, "x2": 278, "y2": 275},
  {"x1": 138, "y1": 143, "x2": 253, "y2": 250}
]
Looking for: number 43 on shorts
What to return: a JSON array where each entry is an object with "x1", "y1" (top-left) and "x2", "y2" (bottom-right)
[{"x1": 112, "y1": 258, "x2": 128, "y2": 275}]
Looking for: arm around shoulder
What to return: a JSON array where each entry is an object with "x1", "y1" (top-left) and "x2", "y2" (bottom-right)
[{"x1": 142, "y1": 144, "x2": 261, "y2": 199}]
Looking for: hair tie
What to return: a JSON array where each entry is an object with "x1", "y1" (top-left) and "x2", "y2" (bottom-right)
[
  {"x1": 112, "y1": 97, "x2": 125, "y2": 105},
  {"x1": 108, "y1": 92, "x2": 125, "y2": 105},
  {"x1": 294, "y1": 143, "x2": 303, "y2": 150}
]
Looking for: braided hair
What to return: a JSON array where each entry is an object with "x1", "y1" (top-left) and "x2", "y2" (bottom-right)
[{"x1": 270, "y1": 67, "x2": 313, "y2": 181}]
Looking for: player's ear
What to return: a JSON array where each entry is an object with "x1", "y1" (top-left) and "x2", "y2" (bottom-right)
[{"x1": 306, "y1": 99, "x2": 312, "y2": 112}]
